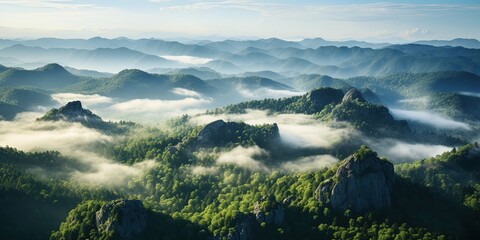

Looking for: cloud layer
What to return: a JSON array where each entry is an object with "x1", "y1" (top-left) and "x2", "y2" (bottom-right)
[
  {"x1": 368, "y1": 138, "x2": 452, "y2": 163},
  {"x1": 216, "y1": 145, "x2": 268, "y2": 171},
  {"x1": 390, "y1": 108, "x2": 471, "y2": 130},
  {"x1": 0, "y1": 112, "x2": 153, "y2": 187},
  {"x1": 52, "y1": 93, "x2": 113, "y2": 107},
  {"x1": 190, "y1": 109, "x2": 358, "y2": 149}
]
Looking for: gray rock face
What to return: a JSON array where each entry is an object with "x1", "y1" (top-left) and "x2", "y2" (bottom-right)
[
  {"x1": 282, "y1": 196, "x2": 296, "y2": 206},
  {"x1": 342, "y1": 88, "x2": 366, "y2": 103},
  {"x1": 317, "y1": 147, "x2": 394, "y2": 213},
  {"x1": 96, "y1": 199, "x2": 147, "y2": 240},
  {"x1": 212, "y1": 195, "x2": 286, "y2": 240},
  {"x1": 253, "y1": 195, "x2": 285, "y2": 226},
  {"x1": 212, "y1": 213, "x2": 255, "y2": 240},
  {"x1": 306, "y1": 88, "x2": 344, "y2": 111},
  {"x1": 197, "y1": 119, "x2": 226, "y2": 145},
  {"x1": 57, "y1": 101, "x2": 102, "y2": 122},
  {"x1": 39, "y1": 100, "x2": 103, "y2": 123}
]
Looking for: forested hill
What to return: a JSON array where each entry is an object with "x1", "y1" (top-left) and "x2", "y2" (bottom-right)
[{"x1": 212, "y1": 87, "x2": 411, "y2": 138}]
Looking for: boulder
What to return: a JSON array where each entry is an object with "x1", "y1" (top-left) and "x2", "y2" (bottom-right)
[
  {"x1": 317, "y1": 146, "x2": 394, "y2": 213},
  {"x1": 96, "y1": 199, "x2": 147, "y2": 240}
]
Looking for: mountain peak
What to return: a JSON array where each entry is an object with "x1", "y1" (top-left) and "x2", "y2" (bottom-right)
[
  {"x1": 116, "y1": 69, "x2": 149, "y2": 77},
  {"x1": 38, "y1": 100, "x2": 102, "y2": 123},
  {"x1": 36, "y1": 63, "x2": 70, "y2": 75},
  {"x1": 58, "y1": 100, "x2": 83, "y2": 113},
  {"x1": 316, "y1": 145, "x2": 394, "y2": 213}
]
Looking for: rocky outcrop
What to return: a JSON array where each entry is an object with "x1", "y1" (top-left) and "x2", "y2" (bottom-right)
[
  {"x1": 38, "y1": 100, "x2": 102, "y2": 122},
  {"x1": 197, "y1": 119, "x2": 227, "y2": 145},
  {"x1": 253, "y1": 195, "x2": 285, "y2": 226},
  {"x1": 37, "y1": 100, "x2": 121, "y2": 132},
  {"x1": 316, "y1": 146, "x2": 394, "y2": 213},
  {"x1": 96, "y1": 199, "x2": 147, "y2": 240},
  {"x1": 330, "y1": 88, "x2": 411, "y2": 138},
  {"x1": 342, "y1": 88, "x2": 366, "y2": 103},
  {"x1": 197, "y1": 120, "x2": 280, "y2": 148},
  {"x1": 211, "y1": 213, "x2": 256, "y2": 240},
  {"x1": 282, "y1": 196, "x2": 296, "y2": 206},
  {"x1": 212, "y1": 195, "x2": 286, "y2": 240},
  {"x1": 306, "y1": 88, "x2": 344, "y2": 112}
]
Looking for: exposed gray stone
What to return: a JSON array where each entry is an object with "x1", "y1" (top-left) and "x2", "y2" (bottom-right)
[
  {"x1": 96, "y1": 199, "x2": 147, "y2": 240},
  {"x1": 253, "y1": 195, "x2": 285, "y2": 226},
  {"x1": 342, "y1": 88, "x2": 366, "y2": 103},
  {"x1": 197, "y1": 119, "x2": 226, "y2": 145},
  {"x1": 317, "y1": 147, "x2": 394, "y2": 213}
]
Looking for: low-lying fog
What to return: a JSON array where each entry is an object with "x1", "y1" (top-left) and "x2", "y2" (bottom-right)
[
  {"x1": 190, "y1": 110, "x2": 455, "y2": 164},
  {"x1": 0, "y1": 112, "x2": 154, "y2": 187},
  {"x1": 0, "y1": 92, "x2": 464, "y2": 183}
]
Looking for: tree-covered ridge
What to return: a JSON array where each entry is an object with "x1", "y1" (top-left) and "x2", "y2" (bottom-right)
[
  {"x1": 323, "y1": 91, "x2": 411, "y2": 137},
  {"x1": 48, "y1": 144, "x2": 465, "y2": 240},
  {"x1": 0, "y1": 146, "x2": 119, "y2": 240},
  {"x1": 211, "y1": 87, "x2": 411, "y2": 138},
  {"x1": 345, "y1": 71, "x2": 480, "y2": 102},
  {"x1": 212, "y1": 87, "x2": 344, "y2": 114},
  {"x1": 396, "y1": 143, "x2": 480, "y2": 210},
  {"x1": 0, "y1": 63, "x2": 79, "y2": 89},
  {"x1": 61, "y1": 69, "x2": 219, "y2": 99},
  {"x1": 427, "y1": 93, "x2": 480, "y2": 121},
  {"x1": 0, "y1": 101, "x2": 24, "y2": 120},
  {"x1": 0, "y1": 87, "x2": 56, "y2": 109}
]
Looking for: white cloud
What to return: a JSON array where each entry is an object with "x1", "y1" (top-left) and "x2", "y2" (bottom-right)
[
  {"x1": 191, "y1": 165, "x2": 218, "y2": 175},
  {"x1": 190, "y1": 109, "x2": 359, "y2": 149},
  {"x1": 279, "y1": 154, "x2": 338, "y2": 172},
  {"x1": 401, "y1": 27, "x2": 433, "y2": 39},
  {"x1": 171, "y1": 88, "x2": 202, "y2": 98},
  {"x1": 161, "y1": 55, "x2": 212, "y2": 65},
  {"x1": 190, "y1": 109, "x2": 312, "y2": 126},
  {"x1": 390, "y1": 108, "x2": 471, "y2": 130},
  {"x1": 368, "y1": 138, "x2": 452, "y2": 163},
  {"x1": 216, "y1": 145, "x2": 268, "y2": 171},
  {"x1": 111, "y1": 98, "x2": 210, "y2": 113},
  {"x1": 237, "y1": 87, "x2": 303, "y2": 99},
  {"x1": 0, "y1": 0, "x2": 102, "y2": 10},
  {"x1": 51, "y1": 93, "x2": 113, "y2": 107},
  {"x1": 106, "y1": 97, "x2": 211, "y2": 122},
  {"x1": 0, "y1": 112, "x2": 154, "y2": 187},
  {"x1": 458, "y1": 91, "x2": 480, "y2": 98},
  {"x1": 280, "y1": 124, "x2": 354, "y2": 149}
]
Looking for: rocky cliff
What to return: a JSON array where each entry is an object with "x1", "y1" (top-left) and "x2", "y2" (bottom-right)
[
  {"x1": 38, "y1": 100, "x2": 102, "y2": 122},
  {"x1": 253, "y1": 195, "x2": 285, "y2": 226},
  {"x1": 96, "y1": 199, "x2": 147, "y2": 240},
  {"x1": 317, "y1": 146, "x2": 394, "y2": 213},
  {"x1": 330, "y1": 89, "x2": 411, "y2": 137}
]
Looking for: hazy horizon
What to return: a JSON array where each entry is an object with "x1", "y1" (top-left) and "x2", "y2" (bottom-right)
[{"x1": 1, "y1": 0, "x2": 479, "y2": 41}]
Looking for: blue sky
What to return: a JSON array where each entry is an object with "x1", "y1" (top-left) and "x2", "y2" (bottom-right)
[{"x1": 0, "y1": 0, "x2": 478, "y2": 41}]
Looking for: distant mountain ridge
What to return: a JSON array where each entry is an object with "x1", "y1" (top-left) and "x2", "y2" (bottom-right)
[
  {"x1": 1, "y1": 37, "x2": 480, "y2": 77},
  {"x1": 414, "y1": 38, "x2": 480, "y2": 49}
]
